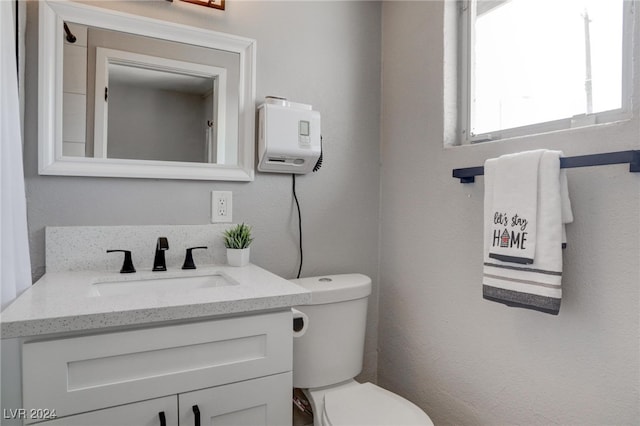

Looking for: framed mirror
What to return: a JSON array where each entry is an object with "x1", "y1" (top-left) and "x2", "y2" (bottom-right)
[{"x1": 39, "y1": 0, "x2": 256, "y2": 181}]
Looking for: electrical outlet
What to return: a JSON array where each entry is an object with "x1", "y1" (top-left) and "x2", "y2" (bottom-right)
[{"x1": 211, "y1": 191, "x2": 232, "y2": 223}]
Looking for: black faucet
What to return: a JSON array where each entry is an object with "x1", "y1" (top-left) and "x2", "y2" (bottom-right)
[{"x1": 152, "y1": 237, "x2": 169, "y2": 271}]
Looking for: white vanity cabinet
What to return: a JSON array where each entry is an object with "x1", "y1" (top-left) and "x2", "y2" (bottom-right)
[{"x1": 21, "y1": 311, "x2": 293, "y2": 426}]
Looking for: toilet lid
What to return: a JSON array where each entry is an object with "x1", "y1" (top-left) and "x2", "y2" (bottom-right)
[{"x1": 323, "y1": 383, "x2": 434, "y2": 426}]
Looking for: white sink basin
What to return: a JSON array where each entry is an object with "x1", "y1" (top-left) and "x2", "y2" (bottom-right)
[{"x1": 93, "y1": 273, "x2": 237, "y2": 297}]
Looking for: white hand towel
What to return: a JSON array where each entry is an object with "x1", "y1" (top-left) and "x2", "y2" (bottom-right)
[
  {"x1": 483, "y1": 150, "x2": 573, "y2": 315},
  {"x1": 488, "y1": 149, "x2": 544, "y2": 264},
  {"x1": 560, "y1": 169, "x2": 573, "y2": 247}
]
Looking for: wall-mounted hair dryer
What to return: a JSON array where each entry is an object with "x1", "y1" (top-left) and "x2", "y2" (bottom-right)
[{"x1": 257, "y1": 97, "x2": 321, "y2": 174}]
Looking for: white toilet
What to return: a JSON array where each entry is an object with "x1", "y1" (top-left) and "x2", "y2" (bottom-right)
[{"x1": 291, "y1": 274, "x2": 434, "y2": 426}]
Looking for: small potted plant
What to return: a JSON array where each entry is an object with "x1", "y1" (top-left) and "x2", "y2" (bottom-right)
[{"x1": 223, "y1": 223, "x2": 254, "y2": 267}]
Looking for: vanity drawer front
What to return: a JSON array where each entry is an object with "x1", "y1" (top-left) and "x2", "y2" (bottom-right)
[{"x1": 22, "y1": 310, "x2": 292, "y2": 420}]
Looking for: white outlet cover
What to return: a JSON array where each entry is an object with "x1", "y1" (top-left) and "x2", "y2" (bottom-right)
[{"x1": 211, "y1": 191, "x2": 232, "y2": 223}]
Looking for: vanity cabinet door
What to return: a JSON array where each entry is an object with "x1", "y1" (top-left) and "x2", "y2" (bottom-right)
[
  {"x1": 34, "y1": 395, "x2": 177, "y2": 426},
  {"x1": 178, "y1": 372, "x2": 291, "y2": 426}
]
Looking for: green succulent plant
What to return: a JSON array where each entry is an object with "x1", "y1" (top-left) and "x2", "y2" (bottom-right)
[{"x1": 223, "y1": 223, "x2": 254, "y2": 249}]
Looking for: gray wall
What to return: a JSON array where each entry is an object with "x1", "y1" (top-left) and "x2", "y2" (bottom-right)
[
  {"x1": 379, "y1": 2, "x2": 639, "y2": 424},
  {"x1": 23, "y1": 0, "x2": 381, "y2": 382}
]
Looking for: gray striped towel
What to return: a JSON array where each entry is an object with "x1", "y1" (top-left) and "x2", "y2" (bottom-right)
[{"x1": 483, "y1": 150, "x2": 573, "y2": 315}]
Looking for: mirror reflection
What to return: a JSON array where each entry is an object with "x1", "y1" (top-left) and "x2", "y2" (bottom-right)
[
  {"x1": 104, "y1": 62, "x2": 217, "y2": 163},
  {"x1": 62, "y1": 23, "x2": 239, "y2": 166}
]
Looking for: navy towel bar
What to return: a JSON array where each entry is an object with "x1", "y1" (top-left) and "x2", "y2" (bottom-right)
[{"x1": 452, "y1": 150, "x2": 640, "y2": 183}]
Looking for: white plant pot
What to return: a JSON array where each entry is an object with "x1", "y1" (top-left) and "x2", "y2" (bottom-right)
[{"x1": 227, "y1": 247, "x2": 250, "y2": 267}]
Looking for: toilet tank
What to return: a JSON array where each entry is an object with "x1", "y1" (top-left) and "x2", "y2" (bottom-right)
[{"x1": 290, "y1": 274, "x2": 372, "y2": 389}]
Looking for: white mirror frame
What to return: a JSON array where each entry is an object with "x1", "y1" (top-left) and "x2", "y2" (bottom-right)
[{"x1": 39, "y1": 0, "x2": 256, "y2": 181}]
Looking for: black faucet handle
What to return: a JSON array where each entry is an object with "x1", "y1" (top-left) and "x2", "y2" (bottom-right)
[
  {"x1": 157, "y1": 237, "x2": 169, "y2": 250},
  {"x1": 182, "y1": 246, "x2": 208, "y2": 270},
  {"x1": 106, "y1": 250, "x2": 136, "y2": 273}
]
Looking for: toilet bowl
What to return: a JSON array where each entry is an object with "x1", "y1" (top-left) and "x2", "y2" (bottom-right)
[{"x1": 291, "y1": 274, "x2": 433, "y2": 426}]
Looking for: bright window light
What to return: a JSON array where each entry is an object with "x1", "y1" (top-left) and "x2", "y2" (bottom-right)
[{"x1": 468, "y1": 0, "x2": 626, "y2": 139}]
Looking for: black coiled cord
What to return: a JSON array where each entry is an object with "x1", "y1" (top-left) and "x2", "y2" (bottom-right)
[
  {"x1": 292, "y1": 135, "x2": 322, "y2": 279},
  {"x1": 313, "y1": 136, "x2": 323, "y2": 172},
  {"x1": 292, "y1": 174, "x2": 303, "y2": 279}
]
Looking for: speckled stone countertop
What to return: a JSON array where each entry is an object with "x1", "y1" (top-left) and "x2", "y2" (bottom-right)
[{"x1": 0, "y1": 264, "x2": 311, "y2": 339}]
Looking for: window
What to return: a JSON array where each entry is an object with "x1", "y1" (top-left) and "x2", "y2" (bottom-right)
[{"x1": 459, "y1": 0, "x2": 633, "y2": 143}]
